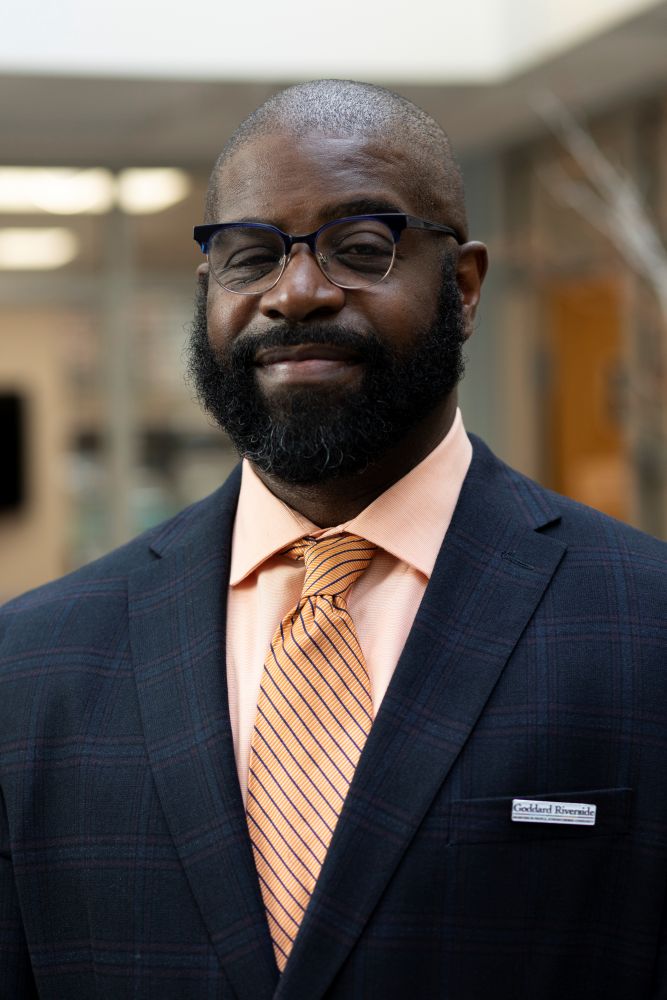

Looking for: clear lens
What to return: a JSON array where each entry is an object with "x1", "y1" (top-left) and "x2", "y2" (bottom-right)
[
  {"x1": 208, "y1": 225, "x2": 285, "y2": 293},
  {"x1": 316, "y1": 218, "x2": 396, "y2": 288}
]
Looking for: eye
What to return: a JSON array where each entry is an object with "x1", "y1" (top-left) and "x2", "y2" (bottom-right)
[
  {"x1": 209, "y1": 227, "x2": 284, "y2": 271},
  {"x1": 338, "y1": 243, "x2": 390, "y2": 261},
  {"x1": 224, "y1": 245, "x2": 281, "y2": 270},
  {"x1": 334, "y1": 231, "x2": 392, "y2": 254},
  {"x1": 324, "y1": 226, "x2": 394, "y2": 275}
]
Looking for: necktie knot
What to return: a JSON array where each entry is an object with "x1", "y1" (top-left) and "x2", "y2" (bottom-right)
[{"x1": 286, "y1": 533, "x2": 376, "y2": 599}]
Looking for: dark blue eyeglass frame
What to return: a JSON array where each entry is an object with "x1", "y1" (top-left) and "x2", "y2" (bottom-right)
[{"x1": 192, "y1": 213, "x2": 462, "y2": 255}]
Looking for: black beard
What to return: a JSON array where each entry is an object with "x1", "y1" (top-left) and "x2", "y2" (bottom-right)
[{"x1": 186, "y1": 266, "x2": 467, "y2": 485}]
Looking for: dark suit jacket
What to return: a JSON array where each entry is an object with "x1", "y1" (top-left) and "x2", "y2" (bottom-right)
[{"x1": 1, "y1": 437, "x2": 666, "y2": 1000}]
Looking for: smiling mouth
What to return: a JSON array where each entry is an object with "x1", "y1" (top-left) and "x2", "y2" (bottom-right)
[
  {"x1": 255, "y1": 343, "x2": 360, "y2": 365},
  {"x1": 254, "y1": 343, "x2": 363, "y2": 384}
]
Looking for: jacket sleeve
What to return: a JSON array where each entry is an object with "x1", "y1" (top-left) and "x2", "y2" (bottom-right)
[{"x1": 0, "y1": 790, "x2": 38, "y2": 1000}]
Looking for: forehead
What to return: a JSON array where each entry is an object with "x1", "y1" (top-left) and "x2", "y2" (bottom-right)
[{"x1": 211, "y1": 133, "x2": 439, "y2": 227}]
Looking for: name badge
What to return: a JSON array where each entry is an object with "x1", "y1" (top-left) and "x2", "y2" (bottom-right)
[{"x1": 511, "y1": 798, "x2": 597, "y2": 826}]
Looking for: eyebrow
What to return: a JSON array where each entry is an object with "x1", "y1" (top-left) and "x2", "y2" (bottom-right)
[
  {"x1": 220, "y1": 198, "x2": 406, "y2": 230},
  {"x1": 318, "y1": 197, "x2": 405, "y2": 219}
]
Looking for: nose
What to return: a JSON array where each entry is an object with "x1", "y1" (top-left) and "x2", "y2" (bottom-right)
[{"x1": 258, "y1": 245, "x2": 345, "y2": 322}]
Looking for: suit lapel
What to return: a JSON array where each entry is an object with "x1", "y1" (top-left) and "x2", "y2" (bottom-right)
[
  {"x1": 276, "y1": 439, "x2": 568, "y2": 1000},
  {"x1": 129, "y1": 471, "x2": 279, "y2": 1000}
]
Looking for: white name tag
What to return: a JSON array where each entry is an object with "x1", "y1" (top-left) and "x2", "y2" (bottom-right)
[{"x1": 511, "y1": 798, "x2": 597, "y2": 826}]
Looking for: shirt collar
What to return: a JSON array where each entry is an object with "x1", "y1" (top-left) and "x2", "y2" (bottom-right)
[{"x1": 229, "y1": 408, "x2": 471, "y2": 586}]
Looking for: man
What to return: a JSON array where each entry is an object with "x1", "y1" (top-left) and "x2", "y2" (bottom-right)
[{"x1": 1, "y1": 80, "x2": 666, "y2": 1000}]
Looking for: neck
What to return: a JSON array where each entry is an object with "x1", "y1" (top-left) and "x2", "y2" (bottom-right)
[{"x1": 252, "y1": 396, "x2": 457, "y2": 527}]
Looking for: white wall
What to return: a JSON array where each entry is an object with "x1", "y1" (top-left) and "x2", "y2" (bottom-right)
[
  {"x1": 500, "y1": 0, "x2": 662, "y2": 71},
  {"x1": 0, "y1": 0, "x2": 662, "y2": 83}
]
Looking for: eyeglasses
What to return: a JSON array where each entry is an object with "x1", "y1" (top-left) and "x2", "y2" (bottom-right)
[{"x1": 193, "y1": 213, "x2": 461, "y2": 295}]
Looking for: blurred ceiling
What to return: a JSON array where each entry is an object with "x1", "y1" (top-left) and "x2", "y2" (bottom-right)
[
  {"x1": 1, "y1": 2, "x2": 667, "y2": 169},
  {"x1": 1, "y1": 0, "x2": 661, "y2": 83}
]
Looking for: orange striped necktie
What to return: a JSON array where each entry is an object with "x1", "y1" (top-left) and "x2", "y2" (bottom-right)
[{"x1": 246, "y1": 533, "x2": 377, "y2": 971}]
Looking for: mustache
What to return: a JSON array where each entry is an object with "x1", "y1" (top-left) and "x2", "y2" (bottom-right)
[{"x1": 226, "y1": 323, "x2": 384, "y2": 368}]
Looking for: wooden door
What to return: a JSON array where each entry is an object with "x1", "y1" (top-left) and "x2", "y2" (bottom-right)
[{"x1": 545, "y1": 278, "x2": 629, "y2": 521}]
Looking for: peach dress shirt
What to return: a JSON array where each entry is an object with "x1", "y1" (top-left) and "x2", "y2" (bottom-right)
[{"x1": 226, "y1": 409, "x2": 472, "y2": 801}]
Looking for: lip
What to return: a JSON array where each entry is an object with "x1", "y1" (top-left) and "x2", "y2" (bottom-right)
[
  {"x1": 255, "y1": 343, "x2": 360, "y2": 366},
  {"x1": 254, "y1": 343, "x2": 363, "y2": 385}
]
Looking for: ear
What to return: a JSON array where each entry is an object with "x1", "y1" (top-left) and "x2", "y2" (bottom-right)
[{"x1": 456, "y1": 241, "x2": 488, "y2": 338}]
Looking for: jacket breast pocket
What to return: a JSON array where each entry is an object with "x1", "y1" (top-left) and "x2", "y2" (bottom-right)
[{"x1": 447, "y1": 787, "x2": 633, "y2": 845}]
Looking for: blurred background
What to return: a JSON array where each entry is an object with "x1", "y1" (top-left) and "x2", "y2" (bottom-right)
[{"x1": 1, "y1": 0, "x2": 666, "y2": 598}]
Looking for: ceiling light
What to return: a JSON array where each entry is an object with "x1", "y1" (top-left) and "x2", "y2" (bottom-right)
[
  {"x1": 0, "y1": 228, "x2": 79, "y2": 269},
  {"x1": 116, "y1": 168, "x2": 190, "y2": 214},
  {"x1": 0, "y1": 168, "x2": 114, "y2": 214},
  {"x1": 0, "y1": 167, "x2": 191, "y2": 216},
  {"x1": 35, "y1": 169, "x2": 114, "y2": 214}
]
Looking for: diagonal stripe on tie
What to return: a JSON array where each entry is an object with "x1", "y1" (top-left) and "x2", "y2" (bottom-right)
[{"x1": 246, "y1": 533, "x2": 376, "y2": 971}]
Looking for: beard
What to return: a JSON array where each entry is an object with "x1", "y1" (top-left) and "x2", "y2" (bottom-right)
[{"x1": 186, "y1": 263, "x2": 467, "y2": 485}]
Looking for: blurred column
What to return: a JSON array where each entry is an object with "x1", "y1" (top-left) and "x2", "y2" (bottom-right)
[
  {"x1": 101, "y1": 203, "x2": 137, "y2": 548},
  {"x1": 458, "y1": 153, "x2": 504, "y2": 452}
]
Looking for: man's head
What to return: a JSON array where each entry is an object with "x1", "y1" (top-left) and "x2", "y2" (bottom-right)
[
  {"x1": 204, "y1": 80, "x2": 469, "y2": 240},
  {"x1": 188, "y1": 79, "x2": 487, "y2": 486}
]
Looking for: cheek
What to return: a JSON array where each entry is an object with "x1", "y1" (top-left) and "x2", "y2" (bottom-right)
[
  {"x1": 206, "y1": 288, "x2": 253, "y2": 351},
  {"x1": 373, "y1": 269, "x2": 441, "y2": 339}
]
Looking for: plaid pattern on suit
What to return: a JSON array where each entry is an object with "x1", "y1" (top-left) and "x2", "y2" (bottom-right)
[{"x1": 1, "y1": 437, "x2": 666, "y2": 1000}]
